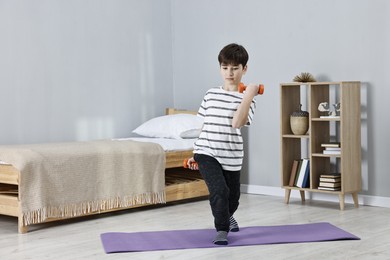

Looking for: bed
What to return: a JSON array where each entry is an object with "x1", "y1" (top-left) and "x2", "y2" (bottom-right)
[{"x1": 0, "y1": 108, "x2": 208, "y2": 233}]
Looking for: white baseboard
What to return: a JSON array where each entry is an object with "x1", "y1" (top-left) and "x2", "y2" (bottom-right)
[{"x1": 241, "y1": 184, "x2": 390, "y2": 209}]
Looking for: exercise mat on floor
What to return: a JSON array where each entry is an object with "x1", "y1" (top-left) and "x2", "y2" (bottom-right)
[{"x1": 100, "y1": 222, "x2": 359, "y2": 253}]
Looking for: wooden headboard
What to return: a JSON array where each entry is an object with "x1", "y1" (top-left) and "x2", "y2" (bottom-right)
[{"x1": 166, "y1": 108, "x2": 197, "y2": 115}]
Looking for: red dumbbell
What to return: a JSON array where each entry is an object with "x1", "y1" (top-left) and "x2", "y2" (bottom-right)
[
  {"x1": 183, "y1": 158, "x2": 198, "y2": 169},
  {"x1": 238, "y1": 83, "x2": 264, "y2": 95}
]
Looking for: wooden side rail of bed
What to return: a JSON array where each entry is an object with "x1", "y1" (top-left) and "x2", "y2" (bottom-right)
[{"x1": 0, "y1": 108, "x2": 208, "y2": 233}]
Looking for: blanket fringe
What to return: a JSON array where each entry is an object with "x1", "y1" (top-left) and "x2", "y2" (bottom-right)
[{"x1": 22, "y1": 191, "x2": 166, "y2": 226}]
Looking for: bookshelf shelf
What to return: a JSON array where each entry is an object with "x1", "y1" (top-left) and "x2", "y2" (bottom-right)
[
  {"x1": 311, "y1": 117, "x2": 341, "y2": 122},
  {"x1": 282, "y1": 186, "x2": 311, "y2": 191},
  {"x1": 280, "y1": 81, "x2": 361, "y2": 210},
  {"x1": 312, "y1": 153, "x2": 341, "y2": 158},
  {"x1": 282, "y1": 134, "x2": 310, "y2": 139},
  {"x1": 312, "y1": 188, "x2": 342, "y2": 194}
]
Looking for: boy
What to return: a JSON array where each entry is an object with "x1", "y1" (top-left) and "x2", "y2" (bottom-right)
[{"x1": 186, "y1": 43, "x2": 259, "y2": 245}]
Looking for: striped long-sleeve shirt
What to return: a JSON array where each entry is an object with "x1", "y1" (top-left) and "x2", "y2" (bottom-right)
[{"x1": 193, "y1": 86, "x2": 256, "y2": 171}]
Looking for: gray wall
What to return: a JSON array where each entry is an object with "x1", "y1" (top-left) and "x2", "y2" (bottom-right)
[
  {"x1": 0, "y1": 0, "x2": 389, "y2": 199},
  {"x1": 171, "y1": 0, "x2": 390, "y2": 198},
  {"x1": 0, "y1": 0, "x2": 173, "y2": 144}
]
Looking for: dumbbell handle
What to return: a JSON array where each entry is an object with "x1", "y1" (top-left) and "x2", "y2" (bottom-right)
[
  {"x1": 183, "y1": 158, "x2": 198, "y2": 169},
  {"x1": 238, "y1": 83, "x2": 264, "y2": 95}
]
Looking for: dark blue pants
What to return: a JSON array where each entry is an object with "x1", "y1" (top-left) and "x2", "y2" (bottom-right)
[{"x1": 194, "y1": 153, "x2": 241, "y2": 232}]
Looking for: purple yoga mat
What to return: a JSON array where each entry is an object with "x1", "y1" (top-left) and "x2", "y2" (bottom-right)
[{"x1": 100, "y1": 222, "x2": 359, "y2": 253}]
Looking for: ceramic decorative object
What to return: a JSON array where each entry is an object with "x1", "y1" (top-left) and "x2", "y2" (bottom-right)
[
  {"x1": 332, "y1": 103, "x2": 341, "y2": 117},
  {"x1": 290, "y1": 104, "x2": 309, "y2": 135},
  {"x1": 318, "y1": 102, "x2": 341, "y2": 117}
]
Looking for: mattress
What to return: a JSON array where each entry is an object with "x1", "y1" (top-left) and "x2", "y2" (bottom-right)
[
  {"x1": 115, "y1": 137, "x2": 196, "y2": 152},
  {"x1": 0, "y1": 138, "x2": 196, "y2": 165}
]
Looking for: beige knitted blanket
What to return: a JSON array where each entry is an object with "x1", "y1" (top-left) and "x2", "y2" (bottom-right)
[{"x1": 0, "y1": 140, "x2": 166, "y2": 225}]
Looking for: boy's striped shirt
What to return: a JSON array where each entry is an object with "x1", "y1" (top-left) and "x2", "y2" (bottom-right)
[{"x1": 194, "y1": 86, "x2": 256, "y2": 171}]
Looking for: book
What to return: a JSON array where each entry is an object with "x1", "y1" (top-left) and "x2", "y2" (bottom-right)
[
  {"x1": 294, "y1": 159, "x2": 303, "y2": 186},
  {"x1": 322, "y1": 144, "x2": 341, "y2": 155},
  {"x1": 323, "y1": 150, "x2": 341, "y2": 155},
  {"x1": 321, "y1": 143, "x2": 340, "y2": 148},
  {"x1": 319, "y1": 115, "x2": 340, "y2": 119},
  {"x1": 320, "y1": 173, "x2": 341, "y2": 179},
  {"x1": 301, "y1": 162, "x2": 310, "y2": 188},
  {"x1": 296, "y1": 159, "x2": 309, "y2": 188},
  {"x1": 319, "y1": 173, "x2": 341, "y2": 190},
  {"x1": 320, "y1": 176, "x2": 341, "y2": 182},
  {"x1": 318, "y1": 186, "x2": 341, "y2": 191},
  {"x1": 324, "y1": 147, "x2": 341, "y2": 151},
  {"x1": 319, "y1": 181, "x2": 341, "y2": 188},
  {"x1": 288, "y1": 160, "x2": 299, "y2": 187}
]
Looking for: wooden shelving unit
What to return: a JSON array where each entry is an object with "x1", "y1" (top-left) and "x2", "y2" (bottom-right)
[{"x1": 280, "y1": 81, "x2": 361, "y2": 210}]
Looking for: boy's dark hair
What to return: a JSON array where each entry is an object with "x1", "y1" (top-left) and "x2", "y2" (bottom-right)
[{"x1": 218, "y1": 43, "x2": 249, "y2": 67}]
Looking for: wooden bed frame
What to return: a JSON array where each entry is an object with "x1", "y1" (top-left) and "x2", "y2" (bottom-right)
[{"x1": 0, "y1": 108, "x2": 208, "y2": 233}]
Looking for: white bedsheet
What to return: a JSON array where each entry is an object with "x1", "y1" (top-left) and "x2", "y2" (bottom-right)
[{"x1": 115, "y1": 137, "x2": 196, "y2": 151}]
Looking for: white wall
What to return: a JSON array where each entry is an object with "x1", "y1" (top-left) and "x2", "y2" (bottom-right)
[
  {"x1": 171, "y1": 0, "x2": 390, "y2": 198},
  {"x1": 0, "y1": 0, "x2": 173, "y2": 144}
]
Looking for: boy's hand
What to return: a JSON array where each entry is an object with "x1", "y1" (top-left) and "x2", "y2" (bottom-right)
[
  {"x1": 232, "y1": 83, "x2": 258, "y2": 128},
  {"x1": 244, "y1": 83, "x2": 260, "y2": 97},
  {"x1": 186, "y1": 157, "x2": 199, "y2": 170}
]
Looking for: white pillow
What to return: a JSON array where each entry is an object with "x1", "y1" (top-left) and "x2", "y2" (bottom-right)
[
  {"x1": 179, "y1": 128, "x2": 202, "y2": 139},
  {"x1": 133, "y1": 114, "x2": 203, "y2": 139}
]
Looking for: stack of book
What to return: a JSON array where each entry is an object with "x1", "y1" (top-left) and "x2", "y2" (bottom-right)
[
  {"x1": 318, "y1": 173, "x2": 341, "y2": 191},
  {"x1": 288, "y1": 158, "x2": 310, "y2": 188},
  {"x1": 321, "y1": 143, "x2": 341, "y2": 155}
]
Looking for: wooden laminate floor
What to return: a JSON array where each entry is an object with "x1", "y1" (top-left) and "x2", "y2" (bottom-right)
[{"x1": 0, "y1": 193, "x2": 389, "y2": 260}]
